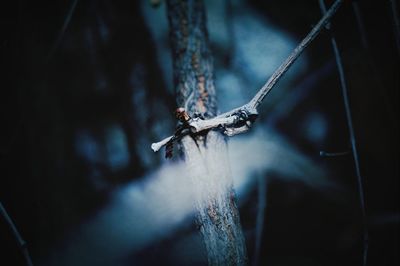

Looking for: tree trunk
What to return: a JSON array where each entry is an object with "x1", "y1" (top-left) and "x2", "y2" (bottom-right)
[{"x1": 166, "y1": 0, "x2": 247, "y2": 265}]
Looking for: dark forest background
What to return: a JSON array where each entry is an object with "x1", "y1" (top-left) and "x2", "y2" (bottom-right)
[{"x1": 1, "y1": 0, "x2": 398, "y2": 265}]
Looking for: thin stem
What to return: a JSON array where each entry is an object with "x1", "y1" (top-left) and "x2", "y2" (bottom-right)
[
  {"x1": 351, "y1": 2, "x2": 369, "y2": 50},
  {"x1": 0, "y1": 202, "x2": 33, "y2": 266},
  {"x1": 248, "y1": 0, "x2": 343, "y2": 110},
  {"x1": 46, "y1": 0, "x2": 79, "y2": 61},
  {"x1": 319, "y1": 1, "x2": 369, "y2": 266},
  {"x1": 389, "y1": 0, "x2": 400, "y2": 55},
  {"x1": 351, "y1": 1, "x2": 394, "y2": 121},
  {"x1": 319, "y1": 150, "x2": 350, "y2": 157}
]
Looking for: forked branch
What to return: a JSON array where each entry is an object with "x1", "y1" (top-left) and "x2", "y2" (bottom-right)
[{"x1": 151, "y1": 0, "x2": 344, "y2": 153}]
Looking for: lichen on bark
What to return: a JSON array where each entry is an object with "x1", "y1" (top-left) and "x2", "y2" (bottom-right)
[{"x1": 166, "y1": 0, "x2": 248, "y2": 265}]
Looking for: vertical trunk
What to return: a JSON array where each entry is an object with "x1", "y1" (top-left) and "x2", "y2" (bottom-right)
[{"x1": 166, "y1": 0, "x2": 247, "y2": 265}]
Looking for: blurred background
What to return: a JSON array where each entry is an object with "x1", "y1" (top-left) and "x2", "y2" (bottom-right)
[{"x1": 1, "y1": 0, "x2": 398, "y2": 265}]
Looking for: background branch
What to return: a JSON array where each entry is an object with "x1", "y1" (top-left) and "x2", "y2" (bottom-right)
[
  {"x1": 319, "y1": 1, "x2": 369, "y2": 265},
  {"x1": 0, "y1": 202, "x2": 33, "y2": 266}
]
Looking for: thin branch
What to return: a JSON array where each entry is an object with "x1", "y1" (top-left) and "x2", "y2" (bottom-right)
[
  {"x1": 151, "y1": 115, "x2": 240, "y2": 152},
  {"x1": 151, "y1": 0, "x2": 344, "y2": 152},
  {"x1": 351, "y1": 1, "x2": 369, "y2": 50},
  {"x1": 248, "y1": 0, "x2": 343, "y2": 110},
  {"x1": 216, "y1": 0, "x2": 343, "y2": 118},
  {"x1": 351, "y1": 1, "x2": 396, "y2": 125},
  {"x1": 319, "y1": 1, "x2": 369, "y2": 266},
  {"x1": 0, "y1": 202, "x2": 33, "y2": 266},
  {"x1": 319, "y1": 150, "x2": 350, "y2": 157},
  {"x1": 46, "y1": 0, "x2": 79, "y2": 61},
  {"x1": 389, "y1": 0, "x2": 400, "y2": 55}
]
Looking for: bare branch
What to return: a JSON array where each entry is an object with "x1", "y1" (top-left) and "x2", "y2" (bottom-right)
[
  {"x1": 389, "y1": 0, "x2": 400, "y2": 55},
  {"x1": 248, "y1": 0, "x2": 343, "y2": 110},
  {"x1": 46, "y1": 0, "x2": 79, "y2": 62},
  {"x1": 151, "y1": 136, "x2": 174, "y2": 152},
  {"x1": 152, "y1": 0, "x2": 343, "y2": 153},
  {"x1": 0, "y1": 202, "x2": 34, "y2": 266},
  {"x1": 319, "y1": 1, "x2": 369, "y2": 265}
]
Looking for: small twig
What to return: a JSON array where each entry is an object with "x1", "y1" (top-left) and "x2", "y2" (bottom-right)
[
  {"x1": 319, "y1": 1, "x2": 369, "y2": 265},
  {"x1": 0, "y1": 202, "x2": 33, "y2": 266},
  {"x1": 351, "y1": 1, "x2": 395, "y2": 124},
  {"x1": 248, "y1": 0, "x2": 343, "y2": 110},
  {"x1": 351, "y1": 1, "x2": 369, "y2": 50},
  {"x1": 389, "y1": 0, "x2": 400, "y2": 55},
  {"x1": 151, "y1": 0, "x2": 343, "y2": 152},
  {"x1": 319, "y1": 150, "x2": 350, "y2": 157},
  {"x1": 46, "y1": 0, "x2": 79, "y2": 62},
  {"x1": 151, "y1": 113, "x2": 246, "y2": 152}
]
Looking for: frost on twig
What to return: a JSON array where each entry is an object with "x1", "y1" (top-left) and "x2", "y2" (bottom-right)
[
  {"x1": 151, "y1": 105, "x2": 258, "y2": 152},
  {"x1": 152, "y1": 0, "x2": 343, "y2": 154}
]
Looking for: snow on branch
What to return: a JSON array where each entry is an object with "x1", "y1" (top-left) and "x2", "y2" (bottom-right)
[{"x1": 151, "y1": 0, "x2": 343, "y2": 153}]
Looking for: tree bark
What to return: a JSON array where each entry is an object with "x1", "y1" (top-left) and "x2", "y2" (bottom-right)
[{"x1": 166, "y1": 0, "x2": 247, "y2": 265}]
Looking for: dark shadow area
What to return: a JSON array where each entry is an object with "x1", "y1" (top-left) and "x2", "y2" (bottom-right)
[{"x1": 1, "y1": 0, "x2": 398, "y2": 265}]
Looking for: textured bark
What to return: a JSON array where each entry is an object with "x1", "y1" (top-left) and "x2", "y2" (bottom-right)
[
  {"x1": 167, "y1": 0, "x2": 217, "y2": 117},
  {"x1": 166, "y1": 0, "x2": 247, "y2": 265}
]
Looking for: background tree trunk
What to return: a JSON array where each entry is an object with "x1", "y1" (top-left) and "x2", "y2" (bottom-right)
[{"x1": 166, "y1": 0, "x2": 247, "y2": 265}]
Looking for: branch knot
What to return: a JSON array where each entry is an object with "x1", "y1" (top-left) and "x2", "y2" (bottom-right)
[{"x1": 151, "y1": 105, "x2": 258, "y2": 153}]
